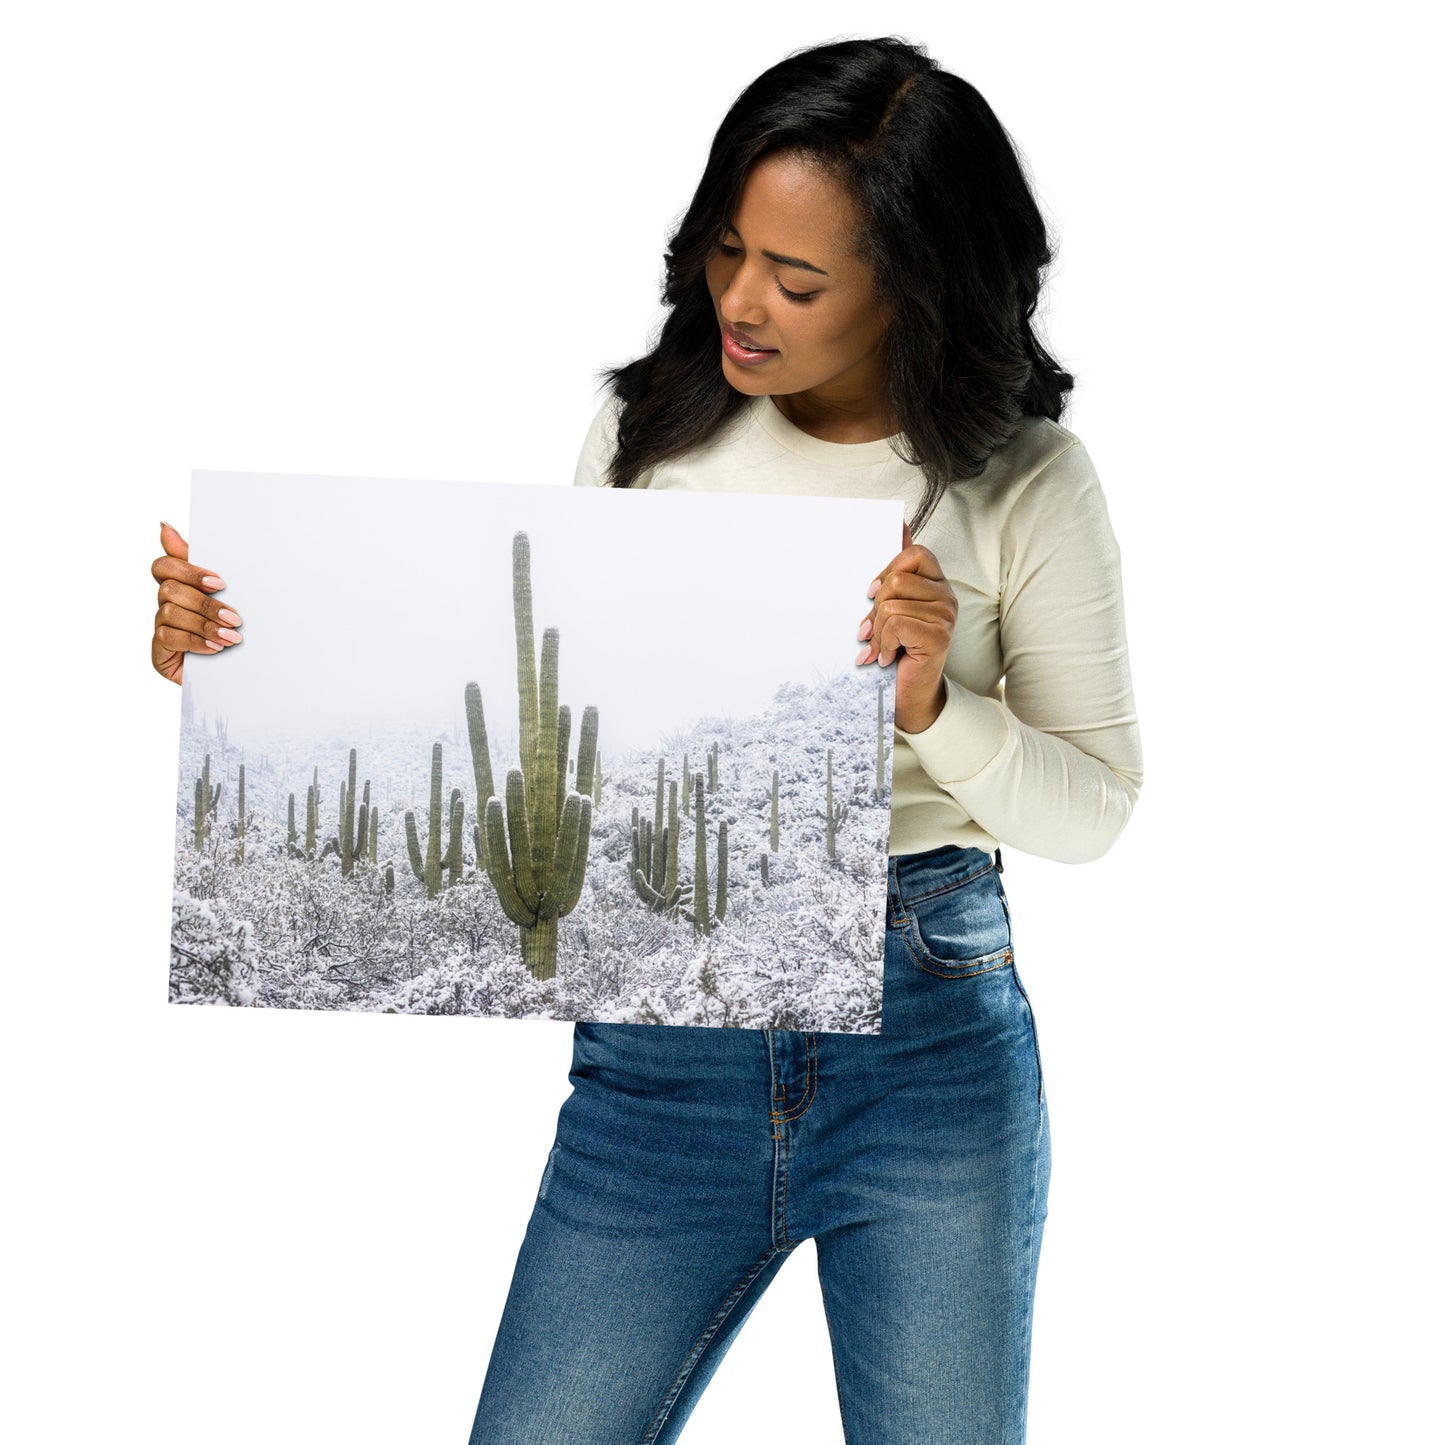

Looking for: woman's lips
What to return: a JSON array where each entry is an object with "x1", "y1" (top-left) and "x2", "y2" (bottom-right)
[{"x1": 721, "y1": 325, "x2": 779, "y2": 365}]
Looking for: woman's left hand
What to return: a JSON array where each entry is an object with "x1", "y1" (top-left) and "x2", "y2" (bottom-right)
[{"x1": 856, "y1": 522, "x2": 958, "y2": 734}]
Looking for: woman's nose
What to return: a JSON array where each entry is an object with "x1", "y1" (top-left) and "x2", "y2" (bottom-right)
[{"x1": 720, "y1": 268, "x2": 768, "y2": 327}]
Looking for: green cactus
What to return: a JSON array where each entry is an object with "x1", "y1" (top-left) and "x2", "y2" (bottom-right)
[
  {"x1": 769, "y1": 768, "x2": 779, "y2": 851},
  {"x1": 384, "y1": 861, "x2": 395, "y2": 894},
  {"x1": 707, "y1": 740, "x2": 719, "y2": 792},
  {"x1": 288, "y1": 765, "x2": 322, "y2": 860},
  {"x1": 306, "y1": 766, "x2": 319, "y2": 858},
  {"x1": 480, "y1": 530, "x2": 597, "y2": 980},
  {"x1": 464, "y1": 680, "x2": 497, "y2": 874},
  {"x1": 876, "y1": 682, "x2": 888, "y2": 801},
  {"x1": 817, "y1": 747, "x2": 849, "y2": 861},
  {"x1": 681, "y1": 774, "x2": 728, "y2": 936},
  {"x1": 234, "y1": 761, "x2": 247, "y2": 864},
  {"x1": 630, "y1": 764, "x2": 691, "y2": 917},
  {"x1": 760, "y1": 850, "x2": 771, "y2": 887},
  {"x1": 193, "y1": 752, "x2": 221, "y2": 853},
  {"x1": 369, "y1": 805, "x2": 379, "y2": 866},
  {"x1": 404, "y1": 742, "x2": 463, "y2": 900},
  {"x1": 321, "y1": 749, "x2": 374, "y2": 878}
]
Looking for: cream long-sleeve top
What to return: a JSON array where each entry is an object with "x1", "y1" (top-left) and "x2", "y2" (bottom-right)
[{"x1": 573, "y1": 389, "x2": 1144, "y2": 865}]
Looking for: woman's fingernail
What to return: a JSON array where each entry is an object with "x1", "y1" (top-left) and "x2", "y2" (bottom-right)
[
  {"x1": 218, "y1": 608, "x2": 241, "y2": 625},
  {"x1": 855, "y1": 646, "x2": 871, "y2": 665},
  {"x1": 201, "y1": 575, "x2": 224, "y2": 589},
  {"x1": 204, "y1": 639, "x2": 224, "y2": 651},
  {"x1": 217, "y1": 628, "x2": 242, "y2": 644},
  {"x1": 857, "y1": 618, "x2": 872, "y2": 641},
  {"x1": 867, "y1": 579, "x2": 881, "y2": 598}
]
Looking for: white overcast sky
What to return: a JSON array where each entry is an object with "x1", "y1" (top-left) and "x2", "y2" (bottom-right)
[{"x1": 184, "y1": 471, "x2": 903, "y2": 757}]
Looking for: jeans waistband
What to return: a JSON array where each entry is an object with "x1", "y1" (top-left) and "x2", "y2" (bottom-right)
[{"x1": 888, "y1": 845, "x2": 1000, "y2": 907}]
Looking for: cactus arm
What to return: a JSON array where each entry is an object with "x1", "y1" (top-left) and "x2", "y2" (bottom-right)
[
  {"x1": 404, "y1": 811, "x2": 426, "y2": 883},
  {"x1": 554, "y1": 796, "x2": 592, "y2": 917},
  {"x1": 530, "y1": 628, "x2": 561, "y2": 881},
  {"x1": 502, "y1": 768, "x2": 538, "y2": 909},
  {"x1": 554, "y1": 703, "x2": 572, "y2": 832},
  {"x1": 484, "y1": 796, "x2": 533, "y2": 926},
  {"x1": 513, "y1": 532, "x2": 538, "y2": 776},
  {"x1": 575, "y1": 707, "x2": 598, "y2": 802},
  {"x1": 447, "y1": 789, "x2": 464, "y2": 885},
  {"x1": 464, "y1": 681, "x2": 497, "y2": 806}
]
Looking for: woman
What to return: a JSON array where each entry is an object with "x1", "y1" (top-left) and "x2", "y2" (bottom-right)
[{"x1": 151, "y1": 36, "x2": 1142, "y2": 1444}]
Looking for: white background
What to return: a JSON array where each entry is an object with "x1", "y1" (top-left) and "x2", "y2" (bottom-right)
[{"x1": 2, "y1": 2, "x2": 1437, "y2": 1441}]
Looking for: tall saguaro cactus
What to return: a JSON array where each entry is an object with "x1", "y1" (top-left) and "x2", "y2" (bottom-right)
[
  {"x1": 630, "y1": 762, "x2": 689, "y2": 917},
  {"x1": 681, "y1": 774, "x2": 728, "y2": 937},
  {"x1": 405, "y1": 742, "x2": 463, "y2": 900},
  {"x1": 234, "y1": 762, "x2": 247, "y2": 864},
  {"x1": 876, "y1": 683, "x2": 888, "y2": 801},
  {"x1": 481, "y1": 531, "x2": 597, "y2": 981},
  {"x1": 818, "y1": 747, "x2": 848, "y2": 861},
  {"x1": 193, "y1": 753, "x2": 221, "y2": 853}
]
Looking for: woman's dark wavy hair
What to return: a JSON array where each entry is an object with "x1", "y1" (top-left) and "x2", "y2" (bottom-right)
[{"x1": 598, "y1": 35, "x2": 1074, "y2": 535}]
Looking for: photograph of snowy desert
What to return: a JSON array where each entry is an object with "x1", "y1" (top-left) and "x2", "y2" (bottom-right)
[{"x1": 170, "y1": 472, "x2": 902, "y2": 1033}]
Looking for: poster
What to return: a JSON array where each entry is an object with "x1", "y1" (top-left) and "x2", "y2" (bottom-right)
[{"x1": 170, "y1": 471, "x2": 901, "y2": 1032}]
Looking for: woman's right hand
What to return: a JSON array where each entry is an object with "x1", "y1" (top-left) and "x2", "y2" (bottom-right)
[{"x1": 151, "y1": 521, "x2": 243, "y2": 685}]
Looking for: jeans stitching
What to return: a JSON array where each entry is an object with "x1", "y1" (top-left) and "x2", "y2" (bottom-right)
[
  {"x1": 773, "y1": 1031, "x2": 818, "y2": 1121},
  {"x1": 894, "y1": 858, "x2": 996, "y2": 907},
  {"x1": 640, "y1": 1245, "x2": 787, "y2": 1445},
  {"x1": 898, "y1": 906, "x2": 1014, "y2": 978}
]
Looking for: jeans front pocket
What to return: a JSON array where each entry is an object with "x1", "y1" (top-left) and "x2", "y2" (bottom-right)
[{"x1": 899, "y1": 860, "x2": 1014, "y2": 979}]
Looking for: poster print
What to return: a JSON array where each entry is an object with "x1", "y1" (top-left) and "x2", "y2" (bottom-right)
[{"x1": 170, "y1": 471, "x2": 901, "y2": 1033}]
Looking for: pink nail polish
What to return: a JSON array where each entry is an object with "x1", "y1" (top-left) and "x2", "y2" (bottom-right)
[
  {"x1": 201, "y1": 575, "x2": 224, "y2": 589},
  {"x1": 867, "y1": 579, "x2": 881, "y2": 599},
  {"x1": 218, "y1": 608, "x2": 241, "y2": 626},
  {"x1": 857, "y1": 619, "x2": 872, "y2": 641},
  {"x1": 855, "y1": 646, "x2": 871, "y2": 665}
]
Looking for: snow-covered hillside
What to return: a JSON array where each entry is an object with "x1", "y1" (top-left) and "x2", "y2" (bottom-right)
[{"x1": 170, "y1": 666, "x2": 894, "y2": 1033}]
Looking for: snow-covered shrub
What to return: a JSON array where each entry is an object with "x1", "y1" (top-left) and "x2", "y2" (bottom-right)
[{"x1": 170, "y1": 890, "x2": 259, "y2": 1006}]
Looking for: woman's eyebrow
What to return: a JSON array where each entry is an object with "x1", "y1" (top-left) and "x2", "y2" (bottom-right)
[{"x1": 722, "y1": 223, "x2": 829, "y2": 276}]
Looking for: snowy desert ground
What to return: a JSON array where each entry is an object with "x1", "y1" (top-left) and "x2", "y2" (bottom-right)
[{"x1": 171, "y1": 473, "x2": 901, "y2": 1032}]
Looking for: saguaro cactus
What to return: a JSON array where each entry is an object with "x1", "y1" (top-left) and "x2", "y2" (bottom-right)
[
  {"x1": 234, "y1": 762, "x2": 247, "y2": 864},
  {"x1": 817, "y1": 747, "x2": 848, "y2": 861},
  {"x1": 480, "y1": 531, "x2": 597, "y2": 980},
  {"x1": 464, "y1": 680, "x2": 497, "y2": 874},
  {"x1": 769, "y1": 768, "x2": 779, "y2": 851},
  {"x1": 681, "y1": 775, "x2": 728, "y2": 936},
  {"x1": 193, "y1": 753, "x2": 221, "y2": 853},
  {"x1": 630, "y1": 764, "x2": 690, "y2": 917},
  {"x1": 322, "y1": 749, "x2": 374, "y2": 878},
  {"x1": 404, "y1": 742, "x2": 463, "y2": 899},
  {"x1": 707, "y1": 740, "x2": 719, "y2": 792},
  {"x1": 876, "y1": 682, "x2": 887, "y2": 801}
]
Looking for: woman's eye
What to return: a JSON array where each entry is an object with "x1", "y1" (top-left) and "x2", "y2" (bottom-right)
[
  {"x1": 775, "y1": 280, "x2": 817, "y2": 304},
  {"x1": 714, "y1": 241, "x2": 817, "y2": 303}
]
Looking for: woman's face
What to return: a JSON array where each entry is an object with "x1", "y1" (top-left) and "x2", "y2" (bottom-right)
[{"x1": 704, "y1": 151, "x2": 892, "y2": 415}]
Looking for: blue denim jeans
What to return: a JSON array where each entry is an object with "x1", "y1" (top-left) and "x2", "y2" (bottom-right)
[{"x1": 468, "y1": 845, "x2": 1050, "y2": 1443}]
